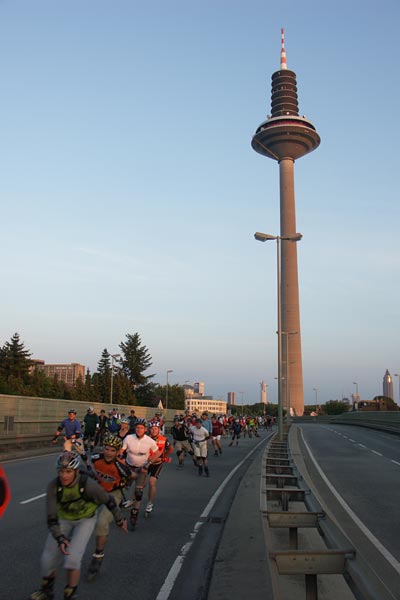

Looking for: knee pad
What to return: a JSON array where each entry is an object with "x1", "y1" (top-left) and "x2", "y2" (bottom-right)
[{"x1": 135, "y1": 487, "x2": 144, "y2": 502}]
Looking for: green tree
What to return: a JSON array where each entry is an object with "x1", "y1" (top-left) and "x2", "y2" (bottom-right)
[
  {"x1": 119, "y1": 333, "x2": 155, "y2": 404},
  {"x1": 154, "y1": 384, "x2": 185, "y2": 410},
  {"x1": 323, "y1": 400, "x2": 350, "y2": 415},
  {"x1": 111, "y1": 370, "x2": 137, "y2": 405},
  {"x1": 0, "y1": 332, "x2": 32, "y2": 382},
  {"x1": 70, "y1": 374, "x2": 86, "y2": 402},
  {"x1": 96, "y1": 348, "x2": 111, "y2": 403}
]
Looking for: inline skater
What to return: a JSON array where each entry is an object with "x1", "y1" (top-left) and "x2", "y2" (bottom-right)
[
  {"x1": 211, "y1": 415, "x2": 223, "y2": 456},
  {"x1": 83, "y1": 406, "x2": 99, "y2": 453},
  {"x1": 190, "y1": 418, "x2": 210, "y2": 477},
  {"x1": 117, "y1": 417, "x2": 130, "y2": 443},
  {"x1": 170, "y1": 416, "x2": 197, "y2": 468},
  {"x1": 29, "y1": 450, "x2": 126, "y2": 600},
  {"x1": 87, "y1": 434, "x2": 131, "y2": 579},
  {"x1": 120, "y1": 419, "x2": 161, "y2": 528},
  {"x1": 94, "y1": 409, "x2": 107, "y2": 447},
  {"x1": 145, "y1": 422, "x2": 173, "y2": 517},
  {"x1": 52, "y1": 410, "x2": 86, "y2": 460},
  {"x1": 52, "y1": 408, "x2": 83, "y2": 454},
  {"x1": 229, "y1": 418, "x2": 243, "y2": 447}
]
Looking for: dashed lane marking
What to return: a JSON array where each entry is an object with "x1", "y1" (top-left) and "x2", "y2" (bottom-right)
[
  {"x1": 20, "y1": 493, "x2": 46, "y2": 504},
  {"x1": 301, "y1": 434, "x2": 400, "y2": 574}
]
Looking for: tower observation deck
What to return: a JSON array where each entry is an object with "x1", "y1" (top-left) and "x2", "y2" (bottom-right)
[{"x1": 252, "y1": 30, "x2": 320, "y2": 416}]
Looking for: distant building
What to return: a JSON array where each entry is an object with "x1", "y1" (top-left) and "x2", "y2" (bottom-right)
[
  {"x1": 355, "y1": 397, "x2": 398, "y2": 412},
  {"x1": 193, "y1": 382, "x2": 205, "y2": 396},
  {"x1": 383, "y1": 369, "x2": 394, "y2": 400},
  {"x1": 39, "y1": 363, "x2": 85, "y2": 386},
  {"x1": 227, "y1": 392, "x2": 236, "y2": 405},
  {"x1": 260, "y1": 381, "x2": 268, "y2": 404},
  {"x1": 186, "y1": 398, "x2": 227, "y2": 415},
  {"x1": 29, "y1": 359, "x2": 45, "y2": 374}
]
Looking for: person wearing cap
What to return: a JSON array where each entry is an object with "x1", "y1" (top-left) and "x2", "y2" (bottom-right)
[
  {"x1": 189, "y1": 418, "x2": 210, "y2": 477},
  {"x1": 29, "y1": 450, "x2": 127, "y2": 600},
  {"x1": 105, "y1": 410, "x2": 121, "y2": 434},
  {"x1": 83, "y1": 406, "x2": 100, "y2": 453},
  {"x1": 52, "y1": 410, "x2": 83, "y2": 454}
]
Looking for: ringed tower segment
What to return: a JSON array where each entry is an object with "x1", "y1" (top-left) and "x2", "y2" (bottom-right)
[{"x1": 252, "y1": 29, "x2": 320, "y2": 416}]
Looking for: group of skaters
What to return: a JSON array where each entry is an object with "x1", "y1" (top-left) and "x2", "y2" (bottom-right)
[{"x1": 30, "y1": 406, "x2": 274, "y2": 600}]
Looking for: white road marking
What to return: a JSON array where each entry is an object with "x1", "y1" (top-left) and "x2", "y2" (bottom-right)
[
  {"x1": 155, "y1": 436, "x2": 268, "y2": 600},
  {"x1": 358, "y1": 443, "x2": 367, "y2": 448},
  {"x1": 301, "y1": 434, "x2": 400, "y2": 574},
  {"x1": 391, "y1": 460, "x2": 400, "y2": 466},
  {"x1": 349, "y1": 439, "x2": 356, "y2": 442},
  {"x1": 371, "y1": 450, "x2": 383, "y2": 457},
  {"x1": 20, "y1": 493, "x2": 46, "y2": 504}
]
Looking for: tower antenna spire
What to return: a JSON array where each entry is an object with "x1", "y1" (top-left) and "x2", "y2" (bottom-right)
[{"x1": 280, "y1": 28, "x2": 287, "y2": 70}]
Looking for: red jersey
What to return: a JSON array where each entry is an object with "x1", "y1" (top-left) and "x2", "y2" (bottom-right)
[
  {"x1": 91, "y1": 454, "x2": 131, "y2": 493},
  {"x1": 151, "y1": 434, "x2": 172, "y2": 464}
]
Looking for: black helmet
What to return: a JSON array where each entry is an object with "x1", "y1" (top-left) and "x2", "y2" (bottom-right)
[
  {"x1": 135, "y1": 418, "x2": 147, "y2": 427},
  {"x1": 68, "y1": 408, "x2": 76, "y2": 414}
]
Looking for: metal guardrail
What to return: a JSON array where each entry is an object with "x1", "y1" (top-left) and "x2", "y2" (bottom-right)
[{"x1": 261, "y1": 431, "x2": 357, "y2": 600}]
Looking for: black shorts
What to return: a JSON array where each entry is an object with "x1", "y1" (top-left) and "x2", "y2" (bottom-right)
[{"x1": 148, "y1": 463, "x2": 163, "y2": 479}]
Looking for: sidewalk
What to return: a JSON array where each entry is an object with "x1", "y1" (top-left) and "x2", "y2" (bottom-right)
[{"x1": 207, "y1": 443, "x2": 274, "y2": 599}]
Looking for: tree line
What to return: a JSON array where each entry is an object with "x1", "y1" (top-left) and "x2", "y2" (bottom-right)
[{"x1": 0, "y1": 332, "x2": 185, "y2": 409}]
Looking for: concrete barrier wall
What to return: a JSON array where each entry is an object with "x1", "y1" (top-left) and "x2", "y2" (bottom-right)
[{"x1": 0, "y1": 394, "x2": 177, "y2": 437}]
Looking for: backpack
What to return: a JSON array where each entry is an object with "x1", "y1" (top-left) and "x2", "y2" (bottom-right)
[{"x1": 56, "y1": 471, "x2": 91, "y2": 504}]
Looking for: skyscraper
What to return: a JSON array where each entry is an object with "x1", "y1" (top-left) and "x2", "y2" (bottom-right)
[
  {"x1": 260, "y1": 381, "x2": 268, "y2": 405},
  {"x1": 383, "y1": 369, "x2": 394, "y2": 400},
  {"x1": 252, "y1": 30, "x2": 320, "y2": 416}
]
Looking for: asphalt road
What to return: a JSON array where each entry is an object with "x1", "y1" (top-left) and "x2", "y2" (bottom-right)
[
  {"x1": 298, "y1": 423, "x2": 400, "y2": 562},
  {"x1": 1, "y1": 430, "x2": 270, "y2": 600}
]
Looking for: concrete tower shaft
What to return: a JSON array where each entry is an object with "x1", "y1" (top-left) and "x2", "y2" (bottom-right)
[{"x1": 251, "y1": 30, "x2": 320, "y2": 416}]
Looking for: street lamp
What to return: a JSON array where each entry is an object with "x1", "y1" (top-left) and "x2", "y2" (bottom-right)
[
  {"x1": 239, "y1": 391, "x2": 244, "y2": 416},
  {"x1": 110, "y1": 353, "x2": 121, "y2": 404},
  {"x1": 166, "y1": 370, "x2": 173, "y2": 410},
  {"x1": 313, "y1": 387, "x2": 318, "y2": 405},
  {"x1": 353, "y1": 381, "x2": 359, "y2": 397},
  {"x1": 254, "y1": 231, "x2": 302, "y2": 441}
]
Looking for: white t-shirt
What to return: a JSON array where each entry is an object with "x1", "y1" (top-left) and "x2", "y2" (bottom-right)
[
  {"x1": 122, "y1": 433, "x2": 159, "y2": 467},
  {"x1": 190, "y1": 425, "x2": 209, "y2": 443}
]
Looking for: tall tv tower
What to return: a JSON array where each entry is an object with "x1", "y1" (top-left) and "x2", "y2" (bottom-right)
[{"x1": 252, "y1": 30, "x2": 320, "y2": 416}]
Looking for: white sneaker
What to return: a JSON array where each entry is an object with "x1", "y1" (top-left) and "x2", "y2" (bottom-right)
[{"x1": 145, "y1": 502, "x2": 153, "y2": 513}]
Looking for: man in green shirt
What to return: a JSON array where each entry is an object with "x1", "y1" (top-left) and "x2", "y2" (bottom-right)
[{"x1": 29, "y1": 450, "x2": 127, "y2": 600}]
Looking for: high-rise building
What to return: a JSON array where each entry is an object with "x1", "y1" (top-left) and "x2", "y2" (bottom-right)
[
  {"x1": 227, "y1": 392, "x2": 236, "y2": 405},
  {"x1": 39, "y1": 363, "x2": 85, "y2": 386},
  {"x1": 260, "y1": 381, "x2": 268, "y2": 404},
  {"x1": 252, "y1": 29, "x2": 320, "y2": 416},
  {"x1": 193, "y1": 382, "x2": 205, "y2": 396},
  {"x1": 383, "y1": 369, "x2": 394, "y2": 400}
]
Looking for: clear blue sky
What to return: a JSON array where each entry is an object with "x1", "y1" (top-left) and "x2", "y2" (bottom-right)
[{"x1": 1, "y1": 0, "x2": 400, "y2": 406}]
